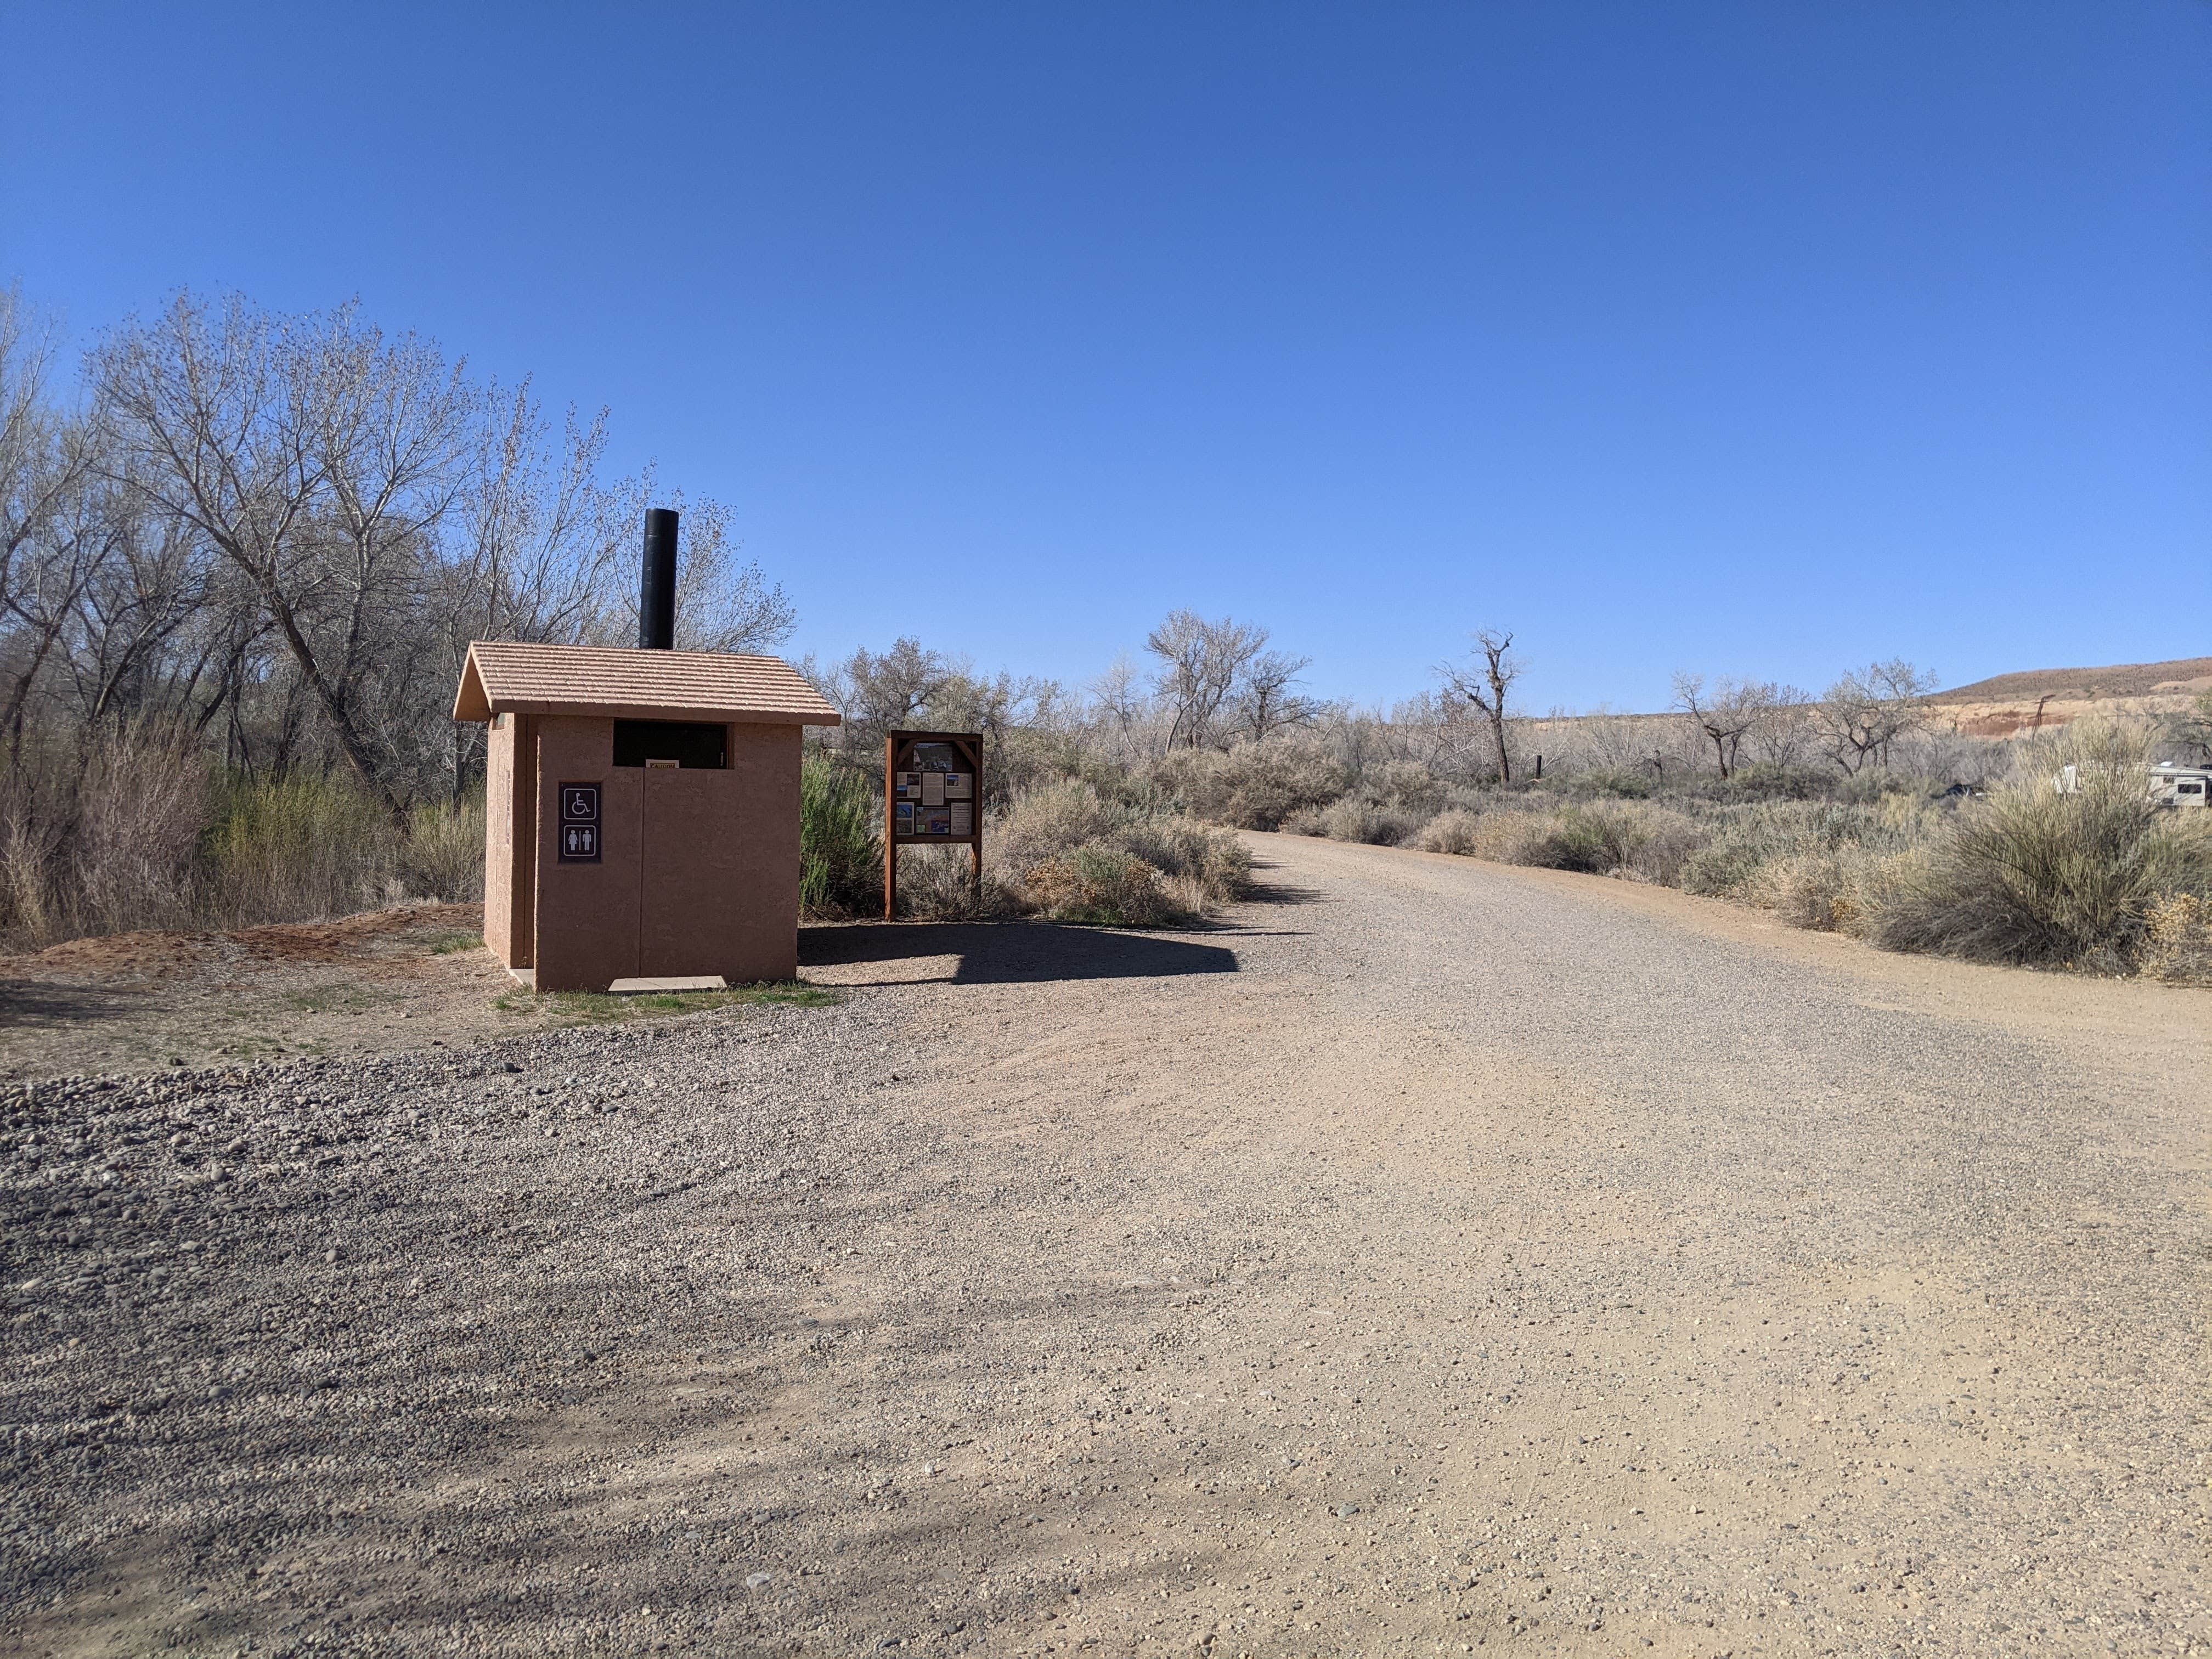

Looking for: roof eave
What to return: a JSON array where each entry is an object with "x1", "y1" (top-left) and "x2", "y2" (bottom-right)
[
  {"x1": 468, "y1": 697, "x2": 840, "y2": 727},
  {"x1": 451, "y1": 648, "x2": 494, "y2": 723}
]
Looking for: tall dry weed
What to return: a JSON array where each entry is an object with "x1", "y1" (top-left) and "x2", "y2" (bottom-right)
[
  {"x1": 397, "y1": 795, "x2": 487, "y2": 902},
  {"x1": 204, "y1": 772, "x2": 397, "y2": 925}
]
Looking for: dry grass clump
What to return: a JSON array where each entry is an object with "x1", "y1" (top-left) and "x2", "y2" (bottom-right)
[
  {"x1": 1446, "y1": 799, "x2": 1708, "y2": 885},
  {"x1": 1414, "y1": 808, "x2": 1485, "y2": 855},
  {"x1": 1870, "y1": 722, "x2": 2212, "y2": 973},
  {"x1": 396, "y1": 798, "x2": 487, "y2": 903},
  {"x1": 894, "y1": 777, "x2": 1251, "y2": 927},
  {"x1": 1285, "y1": 795, "x2": 1430, "y2": 847},
  {"x1": 2140, "y1": 893, "x2": 2212, "y2": 983}
]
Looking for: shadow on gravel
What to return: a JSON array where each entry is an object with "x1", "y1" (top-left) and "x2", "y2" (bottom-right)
[
  {"x1": 0, "y1": 978, "x2": 146, "y2": 1030},
  {"x1": 1240, "y1": 870, "x2": 1331, "y2": 907},
  {"x1": 800, "y1": 922, "x2": 1237, "y2": 985}
]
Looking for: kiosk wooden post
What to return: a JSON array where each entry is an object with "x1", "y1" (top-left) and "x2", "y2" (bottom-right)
[{"x1": 883, "y1": 730, "x2": 984, "y2": 920}]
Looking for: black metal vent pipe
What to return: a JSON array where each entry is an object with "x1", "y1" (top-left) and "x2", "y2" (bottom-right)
[{"x1": 639, "y1": 507, "x2": 678, "y2": 650}]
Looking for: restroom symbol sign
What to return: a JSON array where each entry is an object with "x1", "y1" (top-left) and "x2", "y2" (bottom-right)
[{"x1": 557, "y1": 782, "x2": 602, "y2": 863}]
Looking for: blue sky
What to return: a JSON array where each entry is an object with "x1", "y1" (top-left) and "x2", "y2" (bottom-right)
[{"x1": 4, "y1": 2, "x2": 2206, "y2": 712}]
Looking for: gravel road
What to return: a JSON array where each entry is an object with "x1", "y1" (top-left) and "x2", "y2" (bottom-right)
[{"x1": 5, "y1": 832, "x2": 2208, "y2": 1657}]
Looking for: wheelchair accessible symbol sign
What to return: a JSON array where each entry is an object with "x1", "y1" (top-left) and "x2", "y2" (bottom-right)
[{"x1": 558, "y1": 782, "x2": 601, "y2": 863}]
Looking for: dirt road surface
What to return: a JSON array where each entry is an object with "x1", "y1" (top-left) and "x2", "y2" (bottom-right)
[{"x1": 6, "y1": 833, "x2": 2208, "y2": 1657}]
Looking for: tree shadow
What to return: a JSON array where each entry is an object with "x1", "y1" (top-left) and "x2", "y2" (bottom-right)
[
  {"x1": 799, "y1": 922, "x2": 1238, "y2": 985},
  {"x1": 1238, "y1": 852, "x2": 1331, "y2": 907},
  {"x1": 0, "y1": 979, "x2": 147, "y2": 1031}
]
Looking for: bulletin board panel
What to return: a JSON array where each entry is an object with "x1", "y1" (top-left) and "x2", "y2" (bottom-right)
[{"x1": 885, "y1": 730, "x2": 983, "y2": 919}]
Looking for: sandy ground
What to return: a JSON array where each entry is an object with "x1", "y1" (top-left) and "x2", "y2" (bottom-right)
[
  {"x1": 4, "y1": 833, "x2": 2209, "y2": 1657},
  {"x1": 0, "y1": 905, "x2": 686, "y2": 1082}
]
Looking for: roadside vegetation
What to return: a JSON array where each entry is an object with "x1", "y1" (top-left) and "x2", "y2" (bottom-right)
[{"x1": 6, "y1": 283, "x2": 2205, "y2": 972}]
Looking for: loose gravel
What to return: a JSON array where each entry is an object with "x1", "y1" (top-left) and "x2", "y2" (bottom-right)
[{"x1": 3, "y1": 832, "x2": 2208, "y2": 1657}]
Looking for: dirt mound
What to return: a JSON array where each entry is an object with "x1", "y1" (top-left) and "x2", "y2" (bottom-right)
[{"x1": 1930, "y1": 656, "x2": 2212, "y2": 706}]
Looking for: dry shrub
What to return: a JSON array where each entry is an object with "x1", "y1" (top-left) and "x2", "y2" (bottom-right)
[
  {"x1": 1621, "y1": 808, "x2": 1709, "y2": 885},
  {"x1": 1748, "y1": 849, "x2": 1898, "y2": 933},
  {"x1": 894, "y1": 842, "x2": 1020, "y2": 920},
  {"x1": 397, "y1": 795, "x2": 486, "y2": 902},
  {"x1": 1026, "y1": 845, "x2": 1174, "y2": 926},
  {"x1": 0, "y1": 723, "x2": 211, "y2": 945},
  {"x1": 1149, "y1": 736, "x2": 1352, "y2": 829},
  {"x1": 1678, "y1": 799, "x2": 1940, "y2": 902},
  {"x1": 1308, "y1": 795, "x2": 1423, "y2": 847},
  {"x1": 1, "y1": 814, "x2": 60, "y2": 945},
  {"x1": 992, "y1": 777, "x2": 1247, "y2": 919},
  {"x1": 67, "y1": 725, "x2": 210, "y2": 933},
  {"x1": 2140, "y1": 892, "x2": 2212, "y2": 983},
  {"x1": 1870, "y1": 720, "x2": 2212, "y2": 972},
  {"x1": 994, "y1": 777, "x2": 1128, "y2": 877},
  {"x1": 1118, "y1": 815, "x2": 1252, "y2": 901},
  {"x1": 1480, "y1": 800, "x2": 1707, "y2": 881},
  {"x1": 1415, "y1": 808, "x2": 1484, "y2": 855}
]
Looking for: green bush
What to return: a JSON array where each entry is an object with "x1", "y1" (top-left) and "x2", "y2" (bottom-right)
[
  {"x1": 203, "y1": 771, "x2": 397, "y2": 924},
  {"x1": 800, "y1": 754, "x2": 883, "y2": 918}
]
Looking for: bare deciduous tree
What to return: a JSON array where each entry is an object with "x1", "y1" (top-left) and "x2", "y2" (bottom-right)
[
  {"x1": 1086, "y1": 654, "x2": 1149, "y2": 757},
  {"x1": 1438, "y1": 628, "x2": 1521, "y2": 783},
  {"x1": 91, "y1": 295, "x2": 461, "y2": 815},
  {"x1": 1817, "y1": 659, "x2": 1938, "y2": 774},
  {"x1": 1744, "y1": 685, "x2": 1815, "y2": 769},
  {"x1": 1237, "y1": 648, "x2": 1317, "y2": 743},
  {"x1": 1146, "y1": 610, "x2": 1267, "y2": 750},
  {"x1": 1672, "y1": 673, "x2": 1786, "y2": 778}
]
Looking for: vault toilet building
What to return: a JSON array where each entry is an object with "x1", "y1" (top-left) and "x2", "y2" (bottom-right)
[{"x1": 450, "y1": 510, "x2": 841, "y2": 992}]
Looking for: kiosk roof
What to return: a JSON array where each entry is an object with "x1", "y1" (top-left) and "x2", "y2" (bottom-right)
[{"x1": 452, "y1": 641, "x2": 841, "y2": 727}]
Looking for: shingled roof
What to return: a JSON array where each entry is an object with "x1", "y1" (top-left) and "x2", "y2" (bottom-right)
[{"x1": 452, "y1": 642, "x2": 841, "y2": 726}]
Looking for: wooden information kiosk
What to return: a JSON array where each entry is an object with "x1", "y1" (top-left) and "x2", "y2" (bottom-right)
[{"x1": 883, "y1": 729, "x2": 983, "y2": 919}]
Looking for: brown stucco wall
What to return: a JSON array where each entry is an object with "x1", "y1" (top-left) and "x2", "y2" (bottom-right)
[
  {"x1": 531, "y1": 718, "x2": 643, "y2": 992},
  {"x1": 510, "y1": 715, "x2": 537, "y2": 967},
  {"x1": 483, "y1": 715, "x2": 514, "y2": 964},
  {"x1": 517, "y1": 716, "x2": 803, "y2": 992},
  {"x1": 482, "y1": 714, "x2": 538, "y2": 970},
  {"x1": 637, "y1": 723, "x2": 802, "y2": 983}
]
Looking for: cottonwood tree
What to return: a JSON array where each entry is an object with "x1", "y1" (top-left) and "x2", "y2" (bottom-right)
[
  {"x1": 1438, "y1": 628, "x2": 1522, "y2": 783},
  {"x1": 1236, "y1": 647, "x2": 1318, "y2": 743},
  {"x1": 92, "y1": 294, "x2": 471, "y2": 815},
  {"x1": 1816, "y1": 660, "x2": 1937, "y2": 774},
  {"x1": 453, "y1": 387, "x2": 628, "y2": 652},
  {"x1": 629, "y1": 488, "x2": 794, "y2": 656},
  {"x1": 1672, "y1": 673, "x2": 1785, "y2": 778},
  {"x1": 1743, "y1": 685, "x2": 1815, "y2": 769},
  {"x1": 1147, "y1": 610, "x2": 1268, "y2": 750},
  {"x1": 1086, "y1": 654, "x2": 1151, "y2": 758},
  {"x1": 0, "y1": 290, "x2": 109, "y2": 747}
]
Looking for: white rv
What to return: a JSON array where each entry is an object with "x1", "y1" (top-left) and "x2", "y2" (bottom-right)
[
  {"x1": 2148, "y1": 763, "x2": 2211, "y2": 808},
  {"x1": 2052, "y1": 763, "x2": 2211, "y2": 806}
]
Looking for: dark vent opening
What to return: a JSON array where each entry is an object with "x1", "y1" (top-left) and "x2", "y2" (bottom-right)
[{"x1": 613, "y1": 720, "x2": 726, "y2": 769}]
